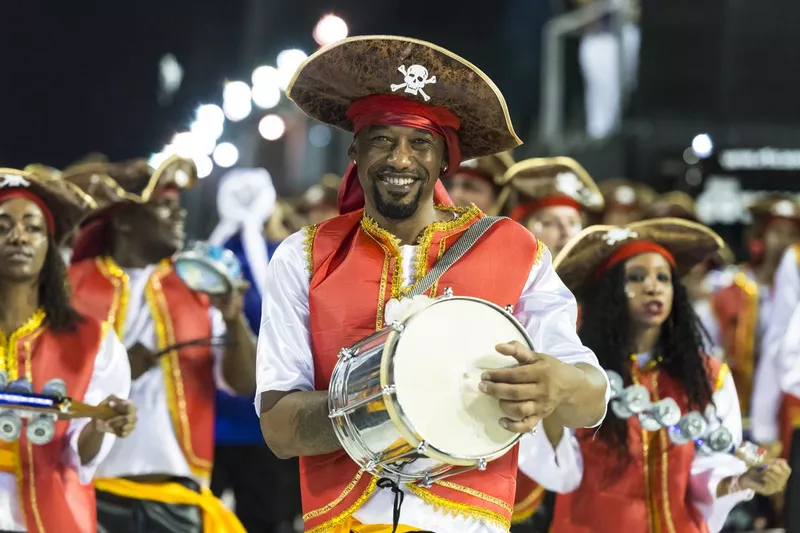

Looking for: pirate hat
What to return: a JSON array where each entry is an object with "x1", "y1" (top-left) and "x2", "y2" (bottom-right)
[
  {"x1": 497, "y1": 157, "x2": 604, "y2": 221},
  {"x1": 64, "y1": 155, "x2": 197, "y2": 263},
  {"x1": 748, "y1": 193, "x2": 800, "y2": 222},
  {"x1": 554, "y1": 218, "x2": 724, "y2": 298},
  {"x1": 62, "y1": 154, "x2": 197, "y2": 217},
  {"x1": 287, "y1": 35, "x2": 520, "y2": 160},
  {"x1": 599, "y1": 178, "x2": 656, "y2": 211},
  {"x1": 296, "y1": 173, "x2": 341, "y2": 214},
  {"x1": 454, "y1": 151, "x2": 516, "y2": 184},
  {"x1": 0, "y1": 168, "x2": 96, "y2": 244},
  {"x1": 645, "y1": 191, "x2": 697, "y2": 221}
]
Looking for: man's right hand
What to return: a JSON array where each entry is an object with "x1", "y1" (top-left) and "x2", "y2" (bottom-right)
[{"x1": 128, "y1": 343, "x2": 158, "y2": 379}]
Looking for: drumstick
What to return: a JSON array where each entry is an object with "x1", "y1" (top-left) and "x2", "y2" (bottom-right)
[
  {"x1": 58, "y1": 399, "x2": 120, "y2": 421},
  {"x1": 151, "y1": 336, "x2": 232, "y2": 358}
]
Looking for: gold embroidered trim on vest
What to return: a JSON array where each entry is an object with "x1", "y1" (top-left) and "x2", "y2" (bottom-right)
[
  {"x1": 511, "y1": 484, "x2": 545, "y2": 524},
  {"x1": 731, "y1": 272, "x2": 758, "y2": 412},
  {"x1": 534, "y1": 238, "x2": 547, "y2": 266},
  {"x1": 361, "y1": 204, "x2": 482, "y2": 298},
  {"x1": 302, "y1": 225, "x2": 319, "y2": 281},
  {"x1": 146, "y1": 261, "x2": 212, "y2": 478},
  {"x1": 435, "y1": 480, "x2": 513, "y2": 513},
  {"x1": 429, "y1": 235, "x2": 449, "y2": 297},
  {"x1": 21, "y1": 338, "x2": 46, "y2": 532},
  {"x1": 375, "y1": 244, "x2": 391, "y2": 330},
  {"x1": 717, "y1": 363, "x2": 730, "y2": 392},
  {"x1": 405, "y1": 483, "x2": 511, "y2": 530},
  {"x1": 95, "y1": 257, "x2": 131, "y2": 339},
  {"x1": 305, "y1": 476, "x2": 379, "y2": 533},
  {"x1": 302, "y1": 471, "x2": 367, "y2": 520}
]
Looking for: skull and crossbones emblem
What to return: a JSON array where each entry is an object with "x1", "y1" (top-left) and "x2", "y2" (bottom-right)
[
  {"x1": 390, "y1": 64, "x2": 437, "y2": 102},
  {"x1": 0, "y1": 175, "x2": 30, "y2": 188},
  {"x1": 603, "y1": 227, "x2": 639, "y2": 246}
]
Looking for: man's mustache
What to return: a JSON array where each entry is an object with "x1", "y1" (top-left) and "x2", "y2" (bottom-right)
[{"x1": 372, "y1": 164, "x2": 428, "y2": 181}]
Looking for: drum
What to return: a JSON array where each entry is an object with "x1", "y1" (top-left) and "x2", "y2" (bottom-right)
[
  {"x1": 328, "y1": 289, "x2": 533, "y2": 485},
  {"x1": 174, "y1": 241, "x2": 242, "y2": 295}
]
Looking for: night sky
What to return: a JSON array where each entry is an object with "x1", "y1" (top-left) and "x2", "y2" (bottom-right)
[{"x1": 2, "y1": 0, "x2": 548, "y2": 170}]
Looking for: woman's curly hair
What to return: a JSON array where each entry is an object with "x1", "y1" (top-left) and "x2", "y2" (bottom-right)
[{"x1": 578, "y1": 261, "x2": 714, "y2": 465}]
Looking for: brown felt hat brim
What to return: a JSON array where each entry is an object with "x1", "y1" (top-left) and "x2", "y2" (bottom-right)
[
  {"x1": 496, "y1": 156, "x2": 604, "y2": 215},
  {"x1": 553, "y1": 218, "x2": 724, "y2": 298},
  {"x1": 286, "y1": 35, "x2": 521, "y2": 160},
  {"x1": 0, "y1": 168, "x2": 96, "y2": 244},
  {"x1": 599, "y1": 178, "x2": 657, "y2": 208},
  {"x1": 62, "y1": 155, "x2": 197, "y2": 222}
]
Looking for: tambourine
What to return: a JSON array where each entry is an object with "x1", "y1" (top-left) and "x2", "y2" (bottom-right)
[
  {"x1": 0, "y1": 373, "x2": 118, "y2": 446},
  {"x1": 174, "y1": 241, "x2": 243, "y2": 295}
]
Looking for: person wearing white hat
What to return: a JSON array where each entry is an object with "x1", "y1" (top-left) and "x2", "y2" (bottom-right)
[{"x1": 208, "y1": 168, "x2": 301, "y2": 532}]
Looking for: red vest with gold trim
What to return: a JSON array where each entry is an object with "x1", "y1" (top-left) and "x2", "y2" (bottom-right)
[
  {"x1": 0, "y1": 311, "x2": 104, "y2": 533},
  {"x1": 711, "y1": 271, "x2": 758, "y2": 413},
  {"x1": 69, "y1": 257, "x2": 214, "y2": 478},
  {"x1": 552, "y1": 356, "x2": 726, "y2": 533},
  {"x1": 301, "y1": 206, "x2": 540, "y2": 533}
]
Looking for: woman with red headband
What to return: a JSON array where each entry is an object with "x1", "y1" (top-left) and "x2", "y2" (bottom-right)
[
  {"x1": 499, "y1": 157, "x2": 604, "y2": 258},
  {"x1": 257, "y1": 35, "x2": 611, "y2": 533},
  {"x1": 0, "y1": 168, "x2": 135, "y2": 533},
  {"x1": 539, "y1": 219, "x2": 791, "y2": 532}
]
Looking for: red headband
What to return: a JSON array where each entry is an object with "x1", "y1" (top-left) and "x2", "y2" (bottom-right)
[
  {"x1": 453, "y1": 167, "x2": 494, "y2": 184},
  {"x1": 510, "y1": 196, "x2": 581, "y2": 223},
  {"x1": 0, "y1": 189, "x2": 56, "y2": 233},
  {"x1": 337, "y1": 94, "x2": 459, "y2": 215},
  {"x1": 595, "y1": 240, "x2": 676, "y2": 279}
]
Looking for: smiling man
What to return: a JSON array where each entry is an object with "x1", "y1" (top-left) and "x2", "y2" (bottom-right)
[
  {"x1": 256, "y1": 35, "x2": 610, "y2": 533},
  {"x1": 63, "y1": 156, "x2": 254, "y2": 533}
]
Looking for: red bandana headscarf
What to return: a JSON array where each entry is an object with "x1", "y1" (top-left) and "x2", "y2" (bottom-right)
[
  {"x1": 0, "y1": 189, "x2": 56, "y2": 233},
  {"x1": 337, "y1": 94, "x2": 459, "y2": 215},
  {"x1": 595, "y1": 240, "x2": 677, "y2": 279}
]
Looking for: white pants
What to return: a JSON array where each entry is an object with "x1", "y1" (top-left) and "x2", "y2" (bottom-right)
[{"x1": 579, "y1": 24, "x2": 641, "y2": 139}]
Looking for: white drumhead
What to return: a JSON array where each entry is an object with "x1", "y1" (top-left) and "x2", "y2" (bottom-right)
[{"x1": 392, "y1": 297, "x2": 528, "y2": 458}]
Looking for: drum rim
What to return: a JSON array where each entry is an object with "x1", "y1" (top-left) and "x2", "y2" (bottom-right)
[
  {"x1": 380, "y1": 295, "x2": 531, "y2": 466},
  {"x1": 174, "y1": 250, "x2": 239, "y2": 294}
]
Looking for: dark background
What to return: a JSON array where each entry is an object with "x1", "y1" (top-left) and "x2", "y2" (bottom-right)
[{"x1": 0, "y1": 0, "x2": 555, "y2": 169}]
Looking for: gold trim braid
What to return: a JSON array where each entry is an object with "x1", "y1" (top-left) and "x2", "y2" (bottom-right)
[
  {"x1": 406, "y1": 483, "x2": 511, "y2": 530},
  {"x1": 305, "y1": 476, "x2": 379, "y2": 533},
  {"x1": 302, "y1": 224, "x2": 319, "y2": 281}
]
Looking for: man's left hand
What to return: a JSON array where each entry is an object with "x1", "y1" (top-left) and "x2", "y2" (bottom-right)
[
  {"x1": 479, "y1": 341, "x2": 584, "y2": 433},
  {"x1": 209, "y1": 280, "x2": 249, "y2": 322}
]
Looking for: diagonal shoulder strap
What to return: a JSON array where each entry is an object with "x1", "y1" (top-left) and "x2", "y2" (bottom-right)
[{"x1": 407, "y1": 216, "x2": 505, "y2": 298}]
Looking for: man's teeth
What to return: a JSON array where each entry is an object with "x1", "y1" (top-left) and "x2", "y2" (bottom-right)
[{"x1": 383, "y1": 177, "x2": 415, "y2": 186}]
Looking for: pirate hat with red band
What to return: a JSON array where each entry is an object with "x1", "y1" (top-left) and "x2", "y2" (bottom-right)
[
  {"x1": 286, "y1": 35, "x2": 521, "y2": 215},
  {"x1": 553, "y1": 218, "x2": 724, "y2": 298},
  {"x1": 0, "y1": 168, "x2": 95, "y2": 244},
  {"x1": 454, "y1": 151, "x2": 516, "y2": 185},
  {"x1": 599, "y1": 178, "x2": 656, "y2": 212},
  {"x1": 63, "y1": 155, "x2": 197, "y2": 263},
  {"x1": 497, "y1": 157, "x2": 603, "y2": 222},
  {"x1": 747, "y1": 194, "x2": 800, "y2": 226},
  {"x1": 645, "y1": 191, "x2": 697, "y2": 221}
]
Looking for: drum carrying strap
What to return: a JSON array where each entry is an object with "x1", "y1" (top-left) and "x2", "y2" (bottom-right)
[
  {"x1": 406, "y1": 216, "x2": 505, "y2": 298},
  {"x1": 376, "y1": 216, "x2": 504, "y2": 533}
]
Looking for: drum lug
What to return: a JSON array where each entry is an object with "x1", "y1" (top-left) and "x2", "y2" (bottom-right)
[
  {"x1": 421, "y1": 473, "x2": 433, "y2": 488},
  {"x1": 416, "y1": 441, "x2": 427, "y2": 454},
  {"x1": 443, "y1": 287, "x2": 454, "y2": 298},
  {"x1": 477, "y1": 458, "x2": 487, "y2": 471},
  {"x1": 382, "y1": 385, "x2": 396, "y2": 396},
  {"x1": 504, "y1": 304, "x2": 514, "y2": 314},
  {"x1": 338, "y1": 347, "x2": 355, "y2": 360},
  {"x1": 389, "y1": 321, "x2": 405, "y2": 333}
]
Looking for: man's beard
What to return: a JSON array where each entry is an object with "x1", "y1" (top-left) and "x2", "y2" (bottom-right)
[{"x1": 371, "y1": 181, "x2": 424, "y2": 220}]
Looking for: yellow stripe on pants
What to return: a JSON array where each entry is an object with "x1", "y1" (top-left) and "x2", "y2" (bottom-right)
[{"x1": 94, "y1": 478, "x2": 246, "y2": 533}]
